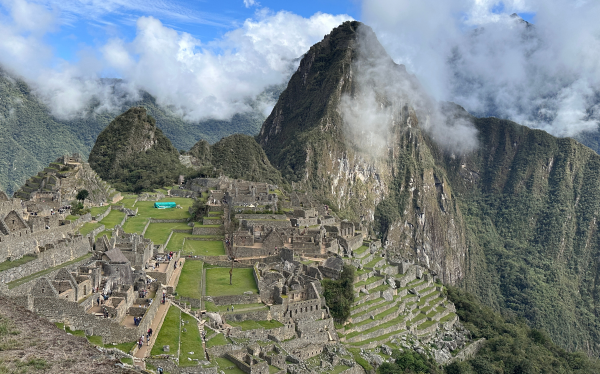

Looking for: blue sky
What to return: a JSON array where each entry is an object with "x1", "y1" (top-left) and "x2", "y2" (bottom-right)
[{"x1": 30, "y1": 0, "x2": 362, "y2": 62}]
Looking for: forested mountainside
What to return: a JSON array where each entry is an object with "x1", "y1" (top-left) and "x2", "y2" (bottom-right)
[
  {"x1": 0, "y1": 69, "x2": 283, "y2": 196},
  {"x1": 88, "y1": 107, "x2": 187, "y2": 193},
  {"x1": 258, "y1": 20, "x2": 600, "y2": 355}
]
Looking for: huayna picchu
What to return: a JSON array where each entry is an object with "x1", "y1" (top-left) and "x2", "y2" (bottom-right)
[{"x1": 0, "y1": 19, "x2": 599, "y2": 374}]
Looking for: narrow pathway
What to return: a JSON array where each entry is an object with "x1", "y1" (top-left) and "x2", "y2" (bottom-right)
[{"x1": 133, "y1": 257, "x2": 186, "y2": 362}]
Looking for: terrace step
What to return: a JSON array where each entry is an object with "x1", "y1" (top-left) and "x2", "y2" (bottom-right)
[
  {"x1": 351, "y1": 299, "x2": 399, "y2": 324},
  {"x1": 350, "y1": 297, "x2": 387, "y2": 315}
]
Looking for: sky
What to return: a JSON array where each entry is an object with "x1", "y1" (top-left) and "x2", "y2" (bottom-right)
[{"x1": 0, "y1": 0, "x2": 598, "y2": 141}]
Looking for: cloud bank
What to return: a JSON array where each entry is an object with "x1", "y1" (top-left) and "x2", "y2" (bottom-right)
[
  {"x1": 0, "y1": 0, "x2": 352, "y2": 121},
  {"x1": 362, "y1": 0, "x2": 600, "y2": 138}
]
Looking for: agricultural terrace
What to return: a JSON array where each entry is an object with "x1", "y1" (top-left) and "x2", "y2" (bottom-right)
[
  {"x1": 150, "y1": 306, "x2": 205, "y2": 365},
  {"x1": 176, "y1": 260, "x2": 204, "y2": 300}
]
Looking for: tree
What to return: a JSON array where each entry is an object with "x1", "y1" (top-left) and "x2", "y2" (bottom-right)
[
  {"x1": 322, "y1": 265, "x2": 355, "y2": 322},
  {"x1": 76, "y1": 189, "x2": 89, "y2": 202}
]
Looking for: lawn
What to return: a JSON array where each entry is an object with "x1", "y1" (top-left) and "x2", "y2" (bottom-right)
[
  {"x1": 150, "y1": 306, "x2": 181, "y2": 356},
  {"x1": 205, "y1": 268, "x2": 258, "y2": 297},
  {"x1": 227, "y1": 320, "x2": 283, "y2": 331},
  {"x1": 135, "y1": 198, "x2": 194, "y2": 220},
  {"x1": 65, "y1": 215, "x2": 79, "y2": 221},
  {"x1": 215, "y1": 357, "x2": 244, "y2": 373},
  {"x1": 122, "y1": 216, "x2": 149, "y2": 234},
  {"x1": 79, "y1": 222, "x2": 102, "y2": 236},
  {"x1": 168, "y1": 234, "x2": 223, "y2": 252},
  {"x1": 94, "y1": 230, "x2": 112, "y2": 240},
  {"x1": 182, "y1": 240, "x2": 225, "y2": 257},
  {"x1": 144, "y1": 222, "x2": 192, "y2": 245},
  {"x1": 89, "y1": 205, "x2": 110, "y2": 217},
  {"x1": 99, "y1": 210, "x2": 126, "y2": 229},
  {"x1": 206, "y1": 333, "x2": 229, "y2": 348},
  {"x1": 0, "y1": 255, "x2": 36, "y2": 272},
  {"x1": 180, "y1": 312, "x2": 205, "y2": 366},
  {"x1": 87, "y1": 336, "x2": 135, "y2": 354},
  {"x1": 118, "y1": 198, "x2": 137, "y2": 208},
  {"x1": 176, "y1": 260, "x2": 203, "y2": 300}
]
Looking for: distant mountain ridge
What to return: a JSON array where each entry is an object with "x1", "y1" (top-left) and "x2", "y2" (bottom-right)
[{"x1": 0, "y1": 69, "x2": 284, "y2": 196}]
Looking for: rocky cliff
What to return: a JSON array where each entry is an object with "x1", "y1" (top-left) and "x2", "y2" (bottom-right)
[{"x1": 259, "y1": 20, "x2": 600, "y2": 355}]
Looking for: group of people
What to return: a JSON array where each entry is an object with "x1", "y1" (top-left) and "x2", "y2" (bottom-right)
[
  {"x1": 133, "y1": 316, "x2": 143, "y2": 326},
  {"x1": 161, "y1": 290, "x2": 167, "y2": 304},
  {"x1": 137, "y1": 328, "x2": 153, "y2": 349},
  {"x1": 96, "y1": 294, "x2": 109, "y2": 306},
  {"x1": 138, "y1": 289, "x2": 148, "y2": 298}
]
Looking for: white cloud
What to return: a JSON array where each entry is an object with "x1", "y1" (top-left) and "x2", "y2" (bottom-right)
[
  {"x1": 244, "y1": 0, "x2": 258, "y2": 8},
  {"x1": 0, "y1": 0, "x2": 352, "y2": 121},
  {"x1": 361, "y1": 0, "x2": 600, "y2": 137}
]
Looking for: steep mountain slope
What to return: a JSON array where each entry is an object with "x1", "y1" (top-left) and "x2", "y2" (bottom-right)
[
  {"x1": 0, "y1": 69, "x2": 283, "y2": 196},
  {"x1": 259, "y1": 21, "x2": 600, "y2": 355},
  {"x1": 88, "y1": 107, "x2": 185, "y2": 192},
  {"x1": 186, "y1": 134, "x2": 282, "y2": 184}
]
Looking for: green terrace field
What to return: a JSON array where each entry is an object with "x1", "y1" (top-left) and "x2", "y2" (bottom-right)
[
  {"x1": 182, "y1": 240, "x2": 225, "y2": 256},
  {"x1": 144, "y1": 222, "x2": 192, "y2": 245},
  {"x1": 99, "y1": 210, "x2": 126, "y2": 228},
  {"x1": 227, "y1": 320, "x2": 283, "y2": 331},
  {"x1": 0, "y1": 255, "x2": 36, "y2": 272},
  {"x1": 176, "y1": 260, "x2": 203, "y2": 300},
  {"x1": 179, "y1": 312, "x2": 205, "y2": 366},
  {"x1": 150, "y1": 306, "x2": 180, "y2": 356},
  {"x1": 166, "y1": 233, "x2": 223, "y2": 252},
  {"x1": 79, "y1": 222, "x2": 103, "y2": 236},
  {"x1": 122, "y1": 216, "x2": 149, "y2": 234},
  {"x1": 89, "y1": 205, "x2": 109, "y2": 217},
  {"x1": 134, "y1": 198, "x2": 194, "y2": 220},
  {"x1": 204, "y1": 302, "x2": 267, "y2": 314},
  {"x1": 205, "y1": 267, "x2": 258, "y2": 297},
  {"x1": 117, "y1": 198, "x2": 137, "y2": 208}
]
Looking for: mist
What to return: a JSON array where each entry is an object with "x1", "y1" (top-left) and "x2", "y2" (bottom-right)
[
  {"x1": 361, "y1": 0, "x2": 600, "y2": 138},
  {"x1": 340, "y1": 25, "x2": 479, "y2": 156}
]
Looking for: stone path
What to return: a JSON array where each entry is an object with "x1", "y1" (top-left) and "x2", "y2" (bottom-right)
[{"x1": 132, "y1": 257, "x2": 186, "y2": 367}]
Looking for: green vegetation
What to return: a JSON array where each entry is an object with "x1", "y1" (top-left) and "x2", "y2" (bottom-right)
[
  {"x1": 209, "y1": 134, "x2": 282, "y2": 184},
  {"x1": 0, "y1": 255, "x2": 36, "y2": 272},
  {"x1": 122, "y1": 215, "x2": 149, "y2": 234},
  {"x1": 99, "y1": 209, "x2": 126, "y2": 229},
  {"x1": 166, "y1": 232, "x2": 223, "y2": 252},
  {"x1": 322, "y1": 265, "x2": 355, "y2": 322},
  {"x1": 89, "y1": 107, "x2": 188, "y2": 193},
  {"x1": 206, "y1": 333, "x2": 229, "y2": 348},
  {"x1": 86, "y1": 336, "x2": 135, "y2": 354},
  {"x1": 443, "y1": 286, "x2": 600, "y2": 374},
  {"x1": 182, "y1": 240, "x2": 225, "y2": 256},
  {"x1": 79, "y1": 222, "x2": 102, "y2": 236},
  {"x1": 180, "y1": 312, "x2": 205, "y2": 366},
  {"x1": 144, "y1": 222, "x2": 191, "y2": 244},
  {"x1": 204, "y1": 302, "x2": 266, "y2": 314},
  {"x1": 215, "y1": 356, "x2": 244, "y2": 373},
  {"x1": 176, "y1": 260, "x2": 203, "y2": 300},
  {"x1": 205, "y1": 268, "x2": 258, "y2": 297},
  {"x1": 150, "y1": 306, "x2": 181, "y2": 356},
  {"x1": 378, "y1": 350, "x2": 440, "y2": 374},
  {"x1": 88, "y1": 205, "x2": 109, "y2": 217}
]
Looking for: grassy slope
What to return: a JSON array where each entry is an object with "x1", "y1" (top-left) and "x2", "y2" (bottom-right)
[{"x1": 205, "y1": 268, "x2": 258, "y2": 297}]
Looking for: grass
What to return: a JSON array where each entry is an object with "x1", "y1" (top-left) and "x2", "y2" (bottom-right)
[
  {"x1": 0, "y1": 255, "x2": 37, "y2": 272},
  {"x1": 119, "y1": 198, "x2": 137, "y2": 208},
  {"x1": 79, "y1": 222, "x2": 102, "y2": 236},
  {"x1": 176, "y1": 260, "x2": 203, "y2": 300},
  {"x1": 144, "y1": 222, "x2": 191, "y2": 245},
  {"x1": 206, "y1": 333, "x2": 229, "y2": 348},
  {"x1": 179, "y1": 312, "x2": 205, "y2": 366},
  {"x1": 166, "y1": 233, "x2": 223, "y2": 252},
  {"x1": 439, "y1": 312, "x2": 457, "y2": 323},
  {"x1": 365, "y1": 256, "x2": 384, "y2": 268},
  {"x1": 8, "y1": 253, "x2": 92, "y2": 289},
  {"x1": 215, "y1": 357, "x2": 244, "y2": 373},
  {"x1": 95, "y1": 230, "x2": 112, "y2": 240},
  {"x1": 204, "y1": 302, "x2": 266, "y2": 313},
  {"x1": 205, "y1": 268, "x2": 258, "y2": 297},
  {"x1": 65, "y1": 215, "x2": 79, "y2": 221},
  {"x1": 348, "y1": 348, "x2": 373, "y2": 372},
  {"x1": 331, "y1": 365, "x2": 351, "y2": 374},
  {"x1": 89, "y1": 205, "x2": 110, "y2": 217},
  {"x1": 194, "y1": 224, "x2": 221, "y2": 228},
  {"x1": 150, "y1": 306, "x2": 181, "y2": 356},
  {"x1": 120, "y1": 357, "x2": 133, "y2": 365},
  {"x1": 227, "y1": 320, "x2": 283, "y2": 331},
  {"x1": 86, "y1": 336, "x2": 135, "y2": 354},
  {"x1": 183, "y1": 240, "x2": 225, "y2": 256},
  {"x1": 135, "y1": 198, "x2": 194, "y2": 220},
  {"x1": 99, "y1": 210, "x2": 126, "y2": 229},
  {"x1": 122, "y1": 216, "x2": 149, "y2": 234},
  {"x1": 354, "y1": 246, "x2": 369, "y2": 255}
]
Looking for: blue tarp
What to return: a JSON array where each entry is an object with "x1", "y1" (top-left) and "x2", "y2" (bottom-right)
[{"x1": 154, "y1": 202, "x2": 176, "y2": 209}]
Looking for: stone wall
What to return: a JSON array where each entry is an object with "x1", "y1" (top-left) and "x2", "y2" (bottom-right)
[
  {"x1": 338, "y1": 234, "x2": 362, "y2": 252},
  {"x1": 93, "y1": 206, "x2": 112, "y2": 221},
  {"x1": 241, "y1": 220, "x2": 291, "y2": 229},
  {"x1": 235, "y1": 214, "x2": 287, "y2": 220},
  {"x1": 224, "y1": 309, "x2": 270, "y2": 323},
  {"x1": 209, "y1": 294, "x2": 261, "y2": 306},
  {"x1": 192, "y1": 225, "x2": 223, "y2": 236},
  {"x1": 0, "y1": 223, "x2": 76, "y2": 263},
  {"x1": 0, "y1": 235, "x2": 90, "y2": 283}
]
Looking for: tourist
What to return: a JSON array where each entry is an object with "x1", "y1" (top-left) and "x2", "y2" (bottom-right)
[
  {"x1": 138, "y1": 337, "x2": 143, "y2": 349},
  {"x1": 231, "y1": 305, "x2": 234, "y2": 312},
  {"x1": 148, "y1": 328, "x2": 153, "y2": 337}
]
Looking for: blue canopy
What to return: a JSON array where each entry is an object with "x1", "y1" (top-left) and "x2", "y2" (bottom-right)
[{"x1": 154, "y1": 202, "x2": 176, "y2": 209}]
